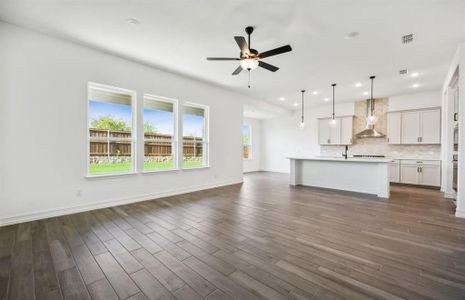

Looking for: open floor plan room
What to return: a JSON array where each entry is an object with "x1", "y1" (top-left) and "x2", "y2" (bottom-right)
[
  {"x1": 1, "y1": 1, "x2": 465, "y2": 299},
  {"x1": 2, "y1": 173, "x2": 465, "y2": 300}
]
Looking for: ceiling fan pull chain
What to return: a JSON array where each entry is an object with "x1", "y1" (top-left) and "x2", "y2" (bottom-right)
[{"x1": 248, "y1": 70, "x2": 251, "y2": 88}]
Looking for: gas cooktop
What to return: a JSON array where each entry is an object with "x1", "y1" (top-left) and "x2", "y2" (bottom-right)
[{"x1": 352, "y1": 154, "x2": 386, "y2": 158}]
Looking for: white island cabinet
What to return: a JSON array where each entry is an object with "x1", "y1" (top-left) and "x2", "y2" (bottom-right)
[{"x1": 288, "y1": 157, "x2": 391, "y2": 198}]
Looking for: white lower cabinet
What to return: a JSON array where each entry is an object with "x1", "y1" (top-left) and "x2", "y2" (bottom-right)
[
  {"x1": 389, "y1": 160, "x2": 400, "y2": 183},
  {"x1": 420, "y1": 165, "x2": 441, "y2": 186},
  {"x1": 399, "y1": 160, "x2": 441, "y2": 187},
  {"x1": 400, "y1": 165, "x2": 420, "y2": 184}
]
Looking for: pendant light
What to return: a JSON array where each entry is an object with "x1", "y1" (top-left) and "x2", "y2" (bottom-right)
[
  {"x1": 299, "y1": 90, "x2": 306, "y2": 129},
  {"x1": 366, "y1": 76, "x2": 377, "y2": 125},
  {"x1": 329, "y1": 83, "x2": 337, "y2": 127}
]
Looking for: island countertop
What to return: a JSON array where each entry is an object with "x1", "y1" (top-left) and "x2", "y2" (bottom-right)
[
  {"x1": 287, "y1": 156, "x2": 392, "y2": 163},
  {"x1": 288, "y1": 156, "x2": 390, "y2": 198}
]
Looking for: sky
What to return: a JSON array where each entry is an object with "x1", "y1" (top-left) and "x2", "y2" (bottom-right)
[{"x1": 89, "y1": 100, "x2": 204, "y2": 137}]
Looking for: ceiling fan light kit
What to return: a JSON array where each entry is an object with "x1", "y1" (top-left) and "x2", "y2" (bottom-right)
[{"x1": 207, "y1": 26, "x2": 292, "y2": 87}]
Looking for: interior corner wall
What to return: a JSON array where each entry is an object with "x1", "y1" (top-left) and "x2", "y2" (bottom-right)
[
  {"x1": 243, "y1": 117, "x2": 261, "y2": 173},
  {"x1": 260, "y1": 103, "x2": 354, "y2": 173},
  {"x1": 0, "y1": 22, "x2": 248, "y2": 225}
]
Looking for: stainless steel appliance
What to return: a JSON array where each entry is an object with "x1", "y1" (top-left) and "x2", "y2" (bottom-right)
[
  {"x1": 453, "y1": 154, "x2": 458, "y2": 192},
  {"x1": 353, "y1": 154, "x2": 386, "y2": 158}
]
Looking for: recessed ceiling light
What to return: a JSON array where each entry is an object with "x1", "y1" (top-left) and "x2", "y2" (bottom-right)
[
  {"x1": 363, "y1": 91, "x2": 369, "y2": 95},
  {"x1": 410, "y1": 72, "x2": 419, "y2": 78},
  {"x1": 279, "y1": 97, "x2": 285, "y2": 101},
  {"x1": 323, "y1": 98, "x2": 329, "y2": 102},
  {"x1": 126, "y1": 18, "x2": 140, "y2": 26},
  {"x1": 355, "y1": 82, "x2": 362, "y2": 87},
  {"x1": 412, "y1": 83, "x2": 420, "y2": 88},
  {"x1": 312, "y1": 91, "x2": 319, "y2": 95},
  {"x1": 345, "y1": 32, "x2": 359, "y2": 39},
  {"x1": 293, "y1": 102, "x2": 299, "y2": 106}
]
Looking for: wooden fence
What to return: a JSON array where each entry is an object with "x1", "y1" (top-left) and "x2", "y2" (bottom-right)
[{"x1": 89, "y1": 129, "x2": 203, "y2": 157}]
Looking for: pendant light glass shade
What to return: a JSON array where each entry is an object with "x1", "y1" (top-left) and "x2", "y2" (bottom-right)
[
  {"x1": 328, "y1": 83, "x2": 337, "y2": 127},
  {"x1": 240, "y1": 58, "x2": 259, "y2": 71}
]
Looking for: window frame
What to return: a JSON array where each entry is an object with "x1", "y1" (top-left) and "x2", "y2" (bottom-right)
[
  {"x1": 86, "y1": 82, "x2": 137, "y2": 178},
  {"x1": 243, "y1": 123, "x2": 252, "y2": 160},
  {"x1": 182, "y1": 102, "x2": 210, "y2": 169},
  {"x1": 142, "y1": 93, "x2": 179, "y2": 173}
]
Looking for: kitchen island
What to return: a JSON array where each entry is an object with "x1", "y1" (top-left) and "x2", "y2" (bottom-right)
[{"x1": 288, "y1": 157, "x2": 391, "y2": 198}]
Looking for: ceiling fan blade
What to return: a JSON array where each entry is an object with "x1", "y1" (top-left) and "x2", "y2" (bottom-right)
[
  {"x1": 232, "y1": 65, "x2": 242, "y2": 75},
  {"x1": 234, "y1": 36, "x2": 249, "y2": 53},
  {"x1": 258, "y1": 61, "x2": 279, "y2": 72},
  {"x1": 207, "y1": 57, "x2": 240, "y2": 61},
  {"x1": 259, "y1": 45, "x2": 292, "y2": 59}
]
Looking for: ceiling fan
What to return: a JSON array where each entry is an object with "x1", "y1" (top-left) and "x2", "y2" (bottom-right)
[{"x1": 207, "y1": 26, "x2": 292, "y2": 86}]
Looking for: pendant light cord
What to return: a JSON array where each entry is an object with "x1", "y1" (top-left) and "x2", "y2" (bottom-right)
[
  {"x1": 301, "y1": 90, "x2": 305, "y2": 123},
  {"x1": 370, "y1": 76, "x2": 375, "y2": 115},
  {"x1": 331, "y1": 83, "x2": 336, "y2": 119}
]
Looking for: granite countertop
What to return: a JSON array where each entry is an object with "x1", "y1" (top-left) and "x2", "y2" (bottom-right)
[{"x1": 287, "y1": 156, "x2": 392, "y2": 163}]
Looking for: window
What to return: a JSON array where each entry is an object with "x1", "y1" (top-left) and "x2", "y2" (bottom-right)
[
  {"x1": 143, "y1": 95, "x2": 177, "y2": 171},
  {"x1": 183, "y1": 103, "x2": 209, "y2": 168},
  {"x1": 243, "y1": 124, "x2": 252, "y2": 159},
  {"x1": 87, "y1": 83, "x2": 136, "y2": 175}
]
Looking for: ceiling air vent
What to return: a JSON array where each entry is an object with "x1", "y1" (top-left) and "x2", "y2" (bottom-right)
[
  {"x1": 401, "y1": 33, "x2": 414, "y2": 44},
  {"x1": 399, "y1": 69, "x2": 409, "y2": 75}
]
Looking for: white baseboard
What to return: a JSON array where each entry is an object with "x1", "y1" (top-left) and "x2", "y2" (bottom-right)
[
  {"x1": 0, "y1": 179, "x2": 243, "y2": 227},
  {"x1": 456, "y1": 209, "x2": 465, "y2": 218}
]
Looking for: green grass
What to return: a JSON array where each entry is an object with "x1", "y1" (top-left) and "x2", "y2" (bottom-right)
[
  {"x1": 144, "y1": 160, "x2": 174, "y2": 171},
  {"x1": 182, "y1": 160, "x2": 204, "y2": 168},
  {"x1": 89, "y1": 159, "x2": 204, "y2": 175},
  {"x1": 89, "y1": 162, "x2": 132, "y2": 174}
]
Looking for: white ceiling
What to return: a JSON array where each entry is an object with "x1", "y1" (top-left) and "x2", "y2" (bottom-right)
[{"x1": 1, "y1": 0, "x2": 465, "y2": 112}]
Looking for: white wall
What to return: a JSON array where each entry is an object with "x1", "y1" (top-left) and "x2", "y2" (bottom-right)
[
  {"x1": 0, "y1": 22, "x2": 259, "y2": 225},
  {"x1": 243, "y1": 118, "x2": 261, "y2": 173},
  {"x1": 389, "y1": 90, "x2": 441, "y2": 111},
  {"x1": 261, "y1": 103, "x2": 354, "y2": 173}
]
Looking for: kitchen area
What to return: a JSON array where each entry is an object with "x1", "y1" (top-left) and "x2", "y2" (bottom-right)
[{"x1": 288, "y1": 85, "x2": 446, "y2": 199}]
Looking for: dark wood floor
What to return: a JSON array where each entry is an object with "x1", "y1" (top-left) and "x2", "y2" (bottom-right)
[{"x1": 1, "y1": 172, "x2": 465, "y2": 300}]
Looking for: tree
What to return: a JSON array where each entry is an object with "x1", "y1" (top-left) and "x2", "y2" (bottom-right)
[
  {"x1": 144, "y1": 122, "x2": 157, "y2": 134},
  {"x1": 90, "y1": 115, "x2": 130, "y2": 131}
]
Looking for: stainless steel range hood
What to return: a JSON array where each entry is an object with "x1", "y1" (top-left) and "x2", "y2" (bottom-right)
[
  {"x1": 355, "y1": 76, "x2": 385, "y2": 139},
  {"x1": 355, "y1": 124, "x2": 385, "y2": 138}
]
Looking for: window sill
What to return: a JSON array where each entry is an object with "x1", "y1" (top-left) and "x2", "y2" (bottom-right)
[
  {"x1": 182, "y1": 166, "x2": 210, "y2": 171},
  {"x1": 85, "y1": 172, "x2": 138, "y2": 180},
  {"x1": 142, "y1": 168, "x2": 180, "y2": 174}
]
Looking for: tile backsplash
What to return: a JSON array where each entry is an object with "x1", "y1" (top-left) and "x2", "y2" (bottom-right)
[{"x1": 320, "y1": 98, "x2": 441, "y2": 159}]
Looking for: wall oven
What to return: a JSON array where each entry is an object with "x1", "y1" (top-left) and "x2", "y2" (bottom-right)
[
  {"x1": 453, "y1": 124, "x2": 459, "y2": 192},
  {"x1": 454, "y1": 124, "x2": 459, "y2": 152}
]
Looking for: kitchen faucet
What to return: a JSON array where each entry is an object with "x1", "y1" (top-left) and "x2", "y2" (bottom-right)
[{"x1": 342, "y1": 145, "x2": 349, "y2": 159}]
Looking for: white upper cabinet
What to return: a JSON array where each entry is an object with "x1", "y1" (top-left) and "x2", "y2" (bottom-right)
[
  {"x1": 401, "y1": 111, "x2": 421, "y2": 144},
  {"x1": 318, "y1": 119, "x2": 331, "y2": 145},
  {"x1": 387, "y1": 112, "x2": 401, "y2": 144},
  {"x1": 420, "y1": 109, "x2": 441, "y2": 144},
  {"x1": 340, "y1": 116, "x2": 353, "y2": 145},
  {"x1": 329, "y1": 119, "x2": 341, "y2": 145},
  {"x1": 392, "y1": 108, "x2": 441, "y2": 145},
  {"x1": 318, "y1": 117, "x2": 352, "y2": 145}
]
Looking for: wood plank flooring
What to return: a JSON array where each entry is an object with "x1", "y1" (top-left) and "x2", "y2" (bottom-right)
[{"x1": 1, "y1": 172, "x2": 465, "y2": 299}]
